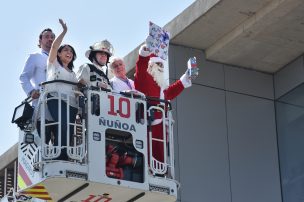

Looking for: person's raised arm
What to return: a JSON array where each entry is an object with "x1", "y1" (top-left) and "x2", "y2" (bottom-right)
[{"x1": 48, "y1": 19, "x2": 67, "y2": 64}]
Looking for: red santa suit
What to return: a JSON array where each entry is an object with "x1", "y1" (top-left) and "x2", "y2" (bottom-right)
[{"x1": 134, "y1": 46, "x2": 191, "y2": 163}]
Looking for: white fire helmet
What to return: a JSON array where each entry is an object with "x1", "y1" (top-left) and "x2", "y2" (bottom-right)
[{"x1": 85, "y1": 40, "x2": 114, "y2": 59}]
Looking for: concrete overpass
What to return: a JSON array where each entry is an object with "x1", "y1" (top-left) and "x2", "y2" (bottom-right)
[{"x1": 125, "y1": 0, "x2": 304, "y2": 74}]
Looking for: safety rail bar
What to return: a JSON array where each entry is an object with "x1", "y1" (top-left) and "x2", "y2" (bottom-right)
[
  {"x1": 146, "y1": 99, "x2": 175, "y2": 177},
  {"x1": 41, "y1": 79, "x2": 80, "y2": 86},
  {"x1": 148, "y1": 105, "x2": 168, "y2": 175},
  {"x1": 38, "y1": 81, "x2": 86, "y2": 161},
  {"x1": 145, "y1": 96, "x2": 172, "y2": 110}
]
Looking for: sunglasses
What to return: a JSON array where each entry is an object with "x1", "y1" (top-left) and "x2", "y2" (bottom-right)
[{"x1": 156, "y1": 62, "x2": 164, "y2": 68}]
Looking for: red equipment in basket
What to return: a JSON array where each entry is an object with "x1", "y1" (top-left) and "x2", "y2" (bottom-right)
[
  {"x1": 106, "y1": 144, "x2": 140, "y2": 180},
  {"x1": 106, "y1": 144, "x2": 124, "y2": 179}
]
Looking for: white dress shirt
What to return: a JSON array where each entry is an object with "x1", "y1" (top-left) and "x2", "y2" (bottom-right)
[
  {"x1": 19, "y1": 50, "x2": 48, "y2": 106},
  {"x1": 20, "y1": 50, "x2": 48, "y2": 95},
  {"x1": 110, "y1": 76, "x2": 135, "y2": 92}
]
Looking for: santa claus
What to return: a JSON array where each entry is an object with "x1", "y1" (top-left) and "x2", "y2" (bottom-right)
[{"x1": 134, "y1": 44, "x2": 193, "y2": 163}]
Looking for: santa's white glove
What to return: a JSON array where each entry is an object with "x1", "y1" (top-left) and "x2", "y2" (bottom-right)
[
  {"x1": 139, "y1": 44, "x2": 150, "y2": 57},
  {"x1": 180, "y1": 71, "x2": 192, "y2": 88}
]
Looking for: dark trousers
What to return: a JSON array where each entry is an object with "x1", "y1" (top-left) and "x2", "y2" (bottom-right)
[
  {"x1": 47, "y1": 98, "x2": 78, "y2": 160},
  {"x1": 37, "y1": 120, "x2": 56, "y2": 144}
]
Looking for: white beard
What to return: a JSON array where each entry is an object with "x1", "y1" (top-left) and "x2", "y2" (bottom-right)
[{"x1": 147, "y1": 63, "x2": 168, "y2": 89}]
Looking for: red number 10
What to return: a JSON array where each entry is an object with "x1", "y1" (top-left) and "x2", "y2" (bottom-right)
[{"x1": 108, "y1": 95, "x2": 130, "y2": 118}]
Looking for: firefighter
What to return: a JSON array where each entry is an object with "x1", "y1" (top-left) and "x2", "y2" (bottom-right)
[
  {"x1": 76, "y1": 40, "x2": 114, "y2": 90},
  {"x1": 77, "y1": 40, "x2": 114, "y2": 116}
]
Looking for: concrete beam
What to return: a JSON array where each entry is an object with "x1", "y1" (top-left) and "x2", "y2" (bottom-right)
[{"x1": 206, "y1": 0, "x2": 304, "y2": 72}]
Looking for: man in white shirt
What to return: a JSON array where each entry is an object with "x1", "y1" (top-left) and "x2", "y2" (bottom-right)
[
  {"x1": 109, "y1": 57, "x2": 134, "y2": 92},
  {"x1": 19, "y1": 28, "x2": 55, "y2": 139},
  {"x1": 19, "y1": 28, "x2": 55, "y2": 106}
]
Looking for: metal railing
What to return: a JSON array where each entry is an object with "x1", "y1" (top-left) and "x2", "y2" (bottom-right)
[
  {"x1": 38, "y1": 80, "x2": 86, "y2": 162},
  {"x1": 146, "y1": 97, "x2": 175, "y2": 177}
]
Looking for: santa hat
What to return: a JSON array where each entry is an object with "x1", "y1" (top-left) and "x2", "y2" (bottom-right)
[{"x1": 149, "y1": 53, "x2": 165, "y2": 64}]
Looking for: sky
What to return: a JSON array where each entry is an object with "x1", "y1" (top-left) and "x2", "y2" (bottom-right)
[{"x1": 0, "y1": 0, "x2": 195, "y2": 156}]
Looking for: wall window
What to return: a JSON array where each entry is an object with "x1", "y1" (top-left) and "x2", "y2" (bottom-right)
[{"x1": 276, "y1": 83, "x2": 304, "y2": 202}]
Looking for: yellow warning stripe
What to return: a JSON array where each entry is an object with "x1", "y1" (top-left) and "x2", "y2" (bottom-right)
[
  {"x1": 21, "y1": 184, "x2": 53, "y2": 201},
  {"x1": 18, "y1": 164, "x2": 52, "y2": 201},
  {"x1": 18, "y1": 163, "x2": 33, "y2": 189},
  {"x1": 17, "y1": 174, "x2": 27, "y2": 190}
]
